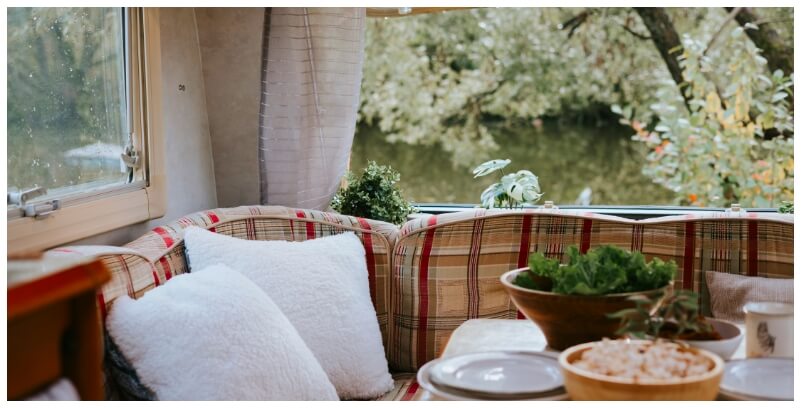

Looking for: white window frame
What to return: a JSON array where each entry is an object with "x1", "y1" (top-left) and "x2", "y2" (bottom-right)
[{"x1": 7, "y1": 8, "x2": 165, "y2": 254}]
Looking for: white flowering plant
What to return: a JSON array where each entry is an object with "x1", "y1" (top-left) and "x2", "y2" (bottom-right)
[{"x1": 473, "y1": 159, "x2": 543, "y2": 209}]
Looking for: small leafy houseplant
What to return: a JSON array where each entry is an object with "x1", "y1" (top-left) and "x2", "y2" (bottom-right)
[
  {"x1": 778, "y1": 201, "x2": 793, "y2": 214},
  {"x1": 513, "y1": 245, "x2": 676, "y2": 295},
  {"x1": 331, "y1": 161, "x2": 416, "y2": 225},
  {"x1": 472, "y1": 159, "x2": 543, "y2": 209},
  {"x1": 610, "y1": 290, "x2": 720, "y2": 341}
]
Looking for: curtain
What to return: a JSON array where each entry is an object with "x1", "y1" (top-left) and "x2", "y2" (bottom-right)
[{"x1": 258, "y1": 7, "x2": 366, "y2": 210}]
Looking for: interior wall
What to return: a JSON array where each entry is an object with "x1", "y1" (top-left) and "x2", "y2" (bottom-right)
[
  {"x1": 195, "y1": 8, "x2": 264, "y2": 208},
  {"x1": 68, "y1": 8, "x2": 218, "y2": 246}
]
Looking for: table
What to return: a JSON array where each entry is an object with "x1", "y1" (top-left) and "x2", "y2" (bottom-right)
[
  {"x1": 8, "y1": 256, "x2": 110, "y2": 400},
  {"x1": 415, "y1": 318, "x2": 747, "y2": 400}
]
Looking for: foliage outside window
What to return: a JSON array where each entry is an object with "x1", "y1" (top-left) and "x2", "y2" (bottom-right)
[
  {"x1": 7, "y1": 8, "x2": 129, "y2": 202},
  {"x1": 356, "y1": 8, "x2": 793, "y2": 207}
]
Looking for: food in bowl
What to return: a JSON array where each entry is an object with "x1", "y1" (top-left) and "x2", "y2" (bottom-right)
[
  {"x1": 572, "y1": 339, "x2": 712, "y2": 381},
  {"x1": 559, "y1": 339, "x2": 724, "y2": 400},
  {"x1": 501, "y1": 245, "x2": 675, "y2": 350}
]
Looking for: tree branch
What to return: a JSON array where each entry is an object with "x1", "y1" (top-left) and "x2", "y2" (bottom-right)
[
  {"x1": 702, "y1": 7, "x2": 741, "y2": 56},
  {"x1": 726, "y1": 7, "x2": 793, "y2": 75},
  {"x1": 559, "y1": 10, "x2": 590, "y2": 39},
  {"x1": 634, "y1": 7, "x2": 692, "y2": 112},
  {"x1": 622, "y1": 24, "x2": 651, "y2": 40}
]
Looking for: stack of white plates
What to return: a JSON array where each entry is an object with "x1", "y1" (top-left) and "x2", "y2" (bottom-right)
[
  {"x1": 416, "y1": 351, "x2": 568, "y2": 401},
  {"x1": 719, "y1": 358, "x2": 793, "y2": 401}
]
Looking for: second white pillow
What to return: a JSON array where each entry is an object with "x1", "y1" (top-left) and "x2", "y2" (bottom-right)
[{"x1": 183, "y1": 227, "x2": 394, "y2": 400}]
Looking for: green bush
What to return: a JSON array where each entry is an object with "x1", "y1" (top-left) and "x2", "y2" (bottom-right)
[{"x1": 332, "y1": 161, "x2": 416, "y2": 225}]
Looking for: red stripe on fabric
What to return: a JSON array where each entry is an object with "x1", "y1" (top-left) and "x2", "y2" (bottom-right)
[
  {"x1": 159, "y1": 257, "x2": 173, "y2": 280},
  {"x1": 97, "y1": 293, "x2": 107, "y2": 320},
  {"x1": 580, "y1": 219, "x2": 593, "y2": 254},
  {"x1": 357, "y1": 218, "x2": 377, "y2": 307},
  {"x1": 151, "y1": 266, "x2": 161, "y2": 286},
  {"x1": 517, "y1": 215, "x2": 533, "y2": 268},
  {"x1": 152, "y1": 227, "x2": 174, "y2": 248},
  {"x1": 206, "y1": 211, "x2": 220, "y2": 224},
  {"x1": 208, "y1": 227, "x2": 216, "y2": 233},
  {"x1": 417, "y1": 215, "x2": 438, "y2": 368},
  {"x1": 402, "y1": 382, "x2": 420, "y2": 401},
  {"x1": 295, "y1": 210, "x2": 316, "y2": 239},
  {"x1": 683, "y1": 222, "x2": 696, "y2": 290},
  {"x1": 467, "y1": 218, "x2": 484, "y2": 318},
  {"x1": 747, "y1": 221, "x2": 758, "y2": 276}
]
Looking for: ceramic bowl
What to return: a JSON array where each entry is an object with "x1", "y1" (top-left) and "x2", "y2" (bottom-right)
[
  {"x1": 500, "y1": 267, "x2": 669, "y2": 350},
  {"x1": 684, "y1": 318, "x2": 743, "y2": 360},
  {"x1": 559, "y1": 339, "x2": 724, "y2": 400}
]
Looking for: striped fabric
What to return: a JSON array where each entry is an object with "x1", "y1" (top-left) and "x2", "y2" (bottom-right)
[
  {"x1": 50, "y1": 206, "x2": 398, "y2": 349},
  {"x1": 389, "y1": 209, "x2": 794, "y2": 372},
  {"x1": 48, "y1": 205, "x2": 793, "y2": 398},
  {"x1": 259, "y1": 8, "x2": 366, "y2": 210}
]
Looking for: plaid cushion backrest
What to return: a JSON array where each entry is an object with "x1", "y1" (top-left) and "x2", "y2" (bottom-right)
[
  {"x1": 388, "y1": 209, "x2": 794, "y2": 372},
  {"x1": 50, "y1": 206, "x2": 399, "y2": 348}
]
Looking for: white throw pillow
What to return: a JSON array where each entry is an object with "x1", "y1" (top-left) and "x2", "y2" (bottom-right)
[
  {"x1": 105, "y1": 264, "x2": 338, "y2": 400},
  {"x1": 183, "y1": 227, "x2": 394, "y2": 400}
]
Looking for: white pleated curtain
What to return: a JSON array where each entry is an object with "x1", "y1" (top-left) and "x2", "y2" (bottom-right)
[{"x1": 259, "y1": 7, "x2": 366, "y2": 210}]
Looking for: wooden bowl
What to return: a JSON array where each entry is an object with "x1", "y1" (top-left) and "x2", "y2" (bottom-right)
[
  {"x1": 500, "y1": 267, "x2": 669, "y2": 350},
  {"x1": 558, "y1": 340, "x2": 724, "y2": 400}
]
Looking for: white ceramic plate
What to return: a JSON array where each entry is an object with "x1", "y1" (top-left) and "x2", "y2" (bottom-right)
[
  {"x1": 417, "y1": 358, "x2": 568, "y2": 401},
  {"x1": 428, "y1": 351, "x2": 563, "y2": 398},
  {"x1": 720, "y1": 358, "x2": 793, "y2": 401}
]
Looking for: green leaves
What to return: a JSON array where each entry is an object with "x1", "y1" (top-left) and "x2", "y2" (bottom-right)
[
  {"x1": 472, "y1": 159, "x2": 511, "y2": 178},
  {"x1": 611, "y1": 290, "x2": 712, "y2": 340},
  {"x1": 332, "y1": 161, "x2": 416, "y2": 225},
  {"x1": 514, "y1": 245, "x2": 676, "y2": 296},
  {"x1": 474, "y1": 159, "x2": 542, "y2": 209}
]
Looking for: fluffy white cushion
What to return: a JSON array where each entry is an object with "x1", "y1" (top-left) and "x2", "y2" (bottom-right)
[
  {"x1": 183, "y1": 227, "x2": 394, "y2": 399},
  {"x1": 105, "y1": 264, "x2": 338, "y2": 400}
]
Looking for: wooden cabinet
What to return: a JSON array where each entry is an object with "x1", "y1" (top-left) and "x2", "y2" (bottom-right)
[{"x1": 8, "y1": 257, "x2": 110, "y2": 400}]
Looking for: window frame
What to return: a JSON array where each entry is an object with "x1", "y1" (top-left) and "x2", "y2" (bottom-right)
[{"x1": 7, "y1": 8, "x2": 165, "y2": 254}]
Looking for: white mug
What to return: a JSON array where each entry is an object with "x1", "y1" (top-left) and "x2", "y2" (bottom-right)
[{"x1": 743, "y1": 302, "x2": 793, "y2": 358}]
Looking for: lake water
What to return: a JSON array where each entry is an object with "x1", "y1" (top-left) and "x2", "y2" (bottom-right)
[{"x1": 350, "y1": 121, "x2": 676, "y2": 205}]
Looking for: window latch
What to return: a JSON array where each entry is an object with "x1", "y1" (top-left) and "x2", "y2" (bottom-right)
[
  {"x1": 121, "y1": 142, "x2": 141, "y2": 170},
  {"x1": 7, "y1": 187, "x2": 61, "y2": 219}
]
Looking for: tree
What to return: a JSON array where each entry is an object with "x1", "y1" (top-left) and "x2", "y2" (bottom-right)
[
  {"x1": 727, "y1": 7, "x2": 793, "y2": 77},
  {"x1": 634, "y1": 8, "x2": 691, "y2": 111}
]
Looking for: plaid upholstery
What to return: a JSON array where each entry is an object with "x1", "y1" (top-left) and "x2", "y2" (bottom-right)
[
  {"x1": 389, "y1": 209, "x2": 794, "y2": 372},
  {"x1": 48, "y1": 206, "x2": 793, "y2": 397},
  {"x1": 52, "y1": 206, "x2": 398, "y2": 345},
  {"x1": 373, "y1": 373, "x2": 421, "y2": 401}
]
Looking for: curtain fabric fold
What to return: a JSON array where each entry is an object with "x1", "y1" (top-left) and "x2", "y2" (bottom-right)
[{"x1": 258, "y1": 7, "x2": 366, "y2": 210}]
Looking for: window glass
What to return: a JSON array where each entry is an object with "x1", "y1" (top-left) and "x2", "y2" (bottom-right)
[
  {"x1": 7, "y1": 8, "x2": 128, "y2": 200},
  {"x1": 356, "y1": 8, "x2": 794, "y2": 207}
]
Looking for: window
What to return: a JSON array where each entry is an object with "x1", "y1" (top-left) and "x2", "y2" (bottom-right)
[
  {"x1": 8, "y1": 8, "x2": 129, "y2": 200},
  {"x1": 7, "y1": 8, "x2": 165, "y2": 253},
  {"x1": 355, "y1": 8, "x2": 793, "y2": 210}
]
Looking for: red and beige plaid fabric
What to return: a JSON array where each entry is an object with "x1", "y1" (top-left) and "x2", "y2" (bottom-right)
[
  {"x1": 388, "y1": 209, "x2": 794, "y2": 372},
  {"x1": 49, "y1": 205, "x2": 399, "y2": 347},
  {"x1": 48, "y1": 205, "x2": 793, "y2": 396}
]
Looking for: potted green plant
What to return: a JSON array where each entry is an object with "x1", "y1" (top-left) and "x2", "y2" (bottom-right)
[
  {"x1": 500, "y1": 245, "x2": 676, "y2": 350},
  {"x1": 472, "y1": 159, "x2": 543, "y2": 209},
  {"x1": 331, "y1": 161, "x2": 416, "y2": 225},
  {"x1": 610, "y1": 290, "x2": 744, "y2": 360}
]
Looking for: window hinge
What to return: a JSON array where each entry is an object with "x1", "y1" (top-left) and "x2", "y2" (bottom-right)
[{"x1": 8, "y1": 187, "x2": 61, "y2": 219}]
